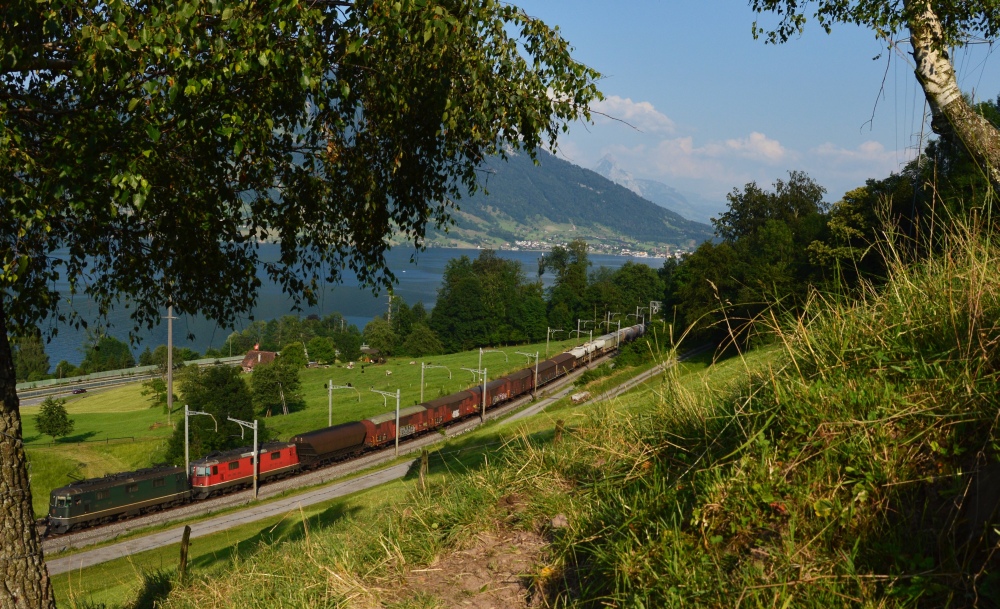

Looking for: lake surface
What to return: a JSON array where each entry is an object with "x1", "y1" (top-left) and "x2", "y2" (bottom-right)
[{"x1": 41, "y1": 246, "x2": 665, "y2": 365}]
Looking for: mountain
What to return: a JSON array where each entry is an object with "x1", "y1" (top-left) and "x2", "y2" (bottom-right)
[
  {"x1": 593, "y1": 155, "x2": 725, "y2": 225},
  {"x1": 425, "y1": 150, "x2": 713, "y2": 255}
]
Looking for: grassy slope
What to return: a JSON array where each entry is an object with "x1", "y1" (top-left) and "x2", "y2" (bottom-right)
[
  {"x1": 133, "y1": 230, "x2": 1000, "y2": 608},
  {"x1": 44, "y1": 230, "x2": 1000, "y2": 608}
]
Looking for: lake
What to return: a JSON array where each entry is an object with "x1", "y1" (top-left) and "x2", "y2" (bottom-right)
[{"x1": 40, "y1": 246, "x2": 666, "y2": 365}]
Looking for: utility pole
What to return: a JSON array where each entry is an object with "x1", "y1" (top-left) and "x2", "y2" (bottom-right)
[
  {"x1": 165, "y1": 305, "x2": 176, "y2": 426},
  {"x1": 228, "y1": 416, "x2": 259, "y2": 499},
  {"x1": 184, "y1": 405, "x2": 217, "y2": 481},
  {"x1": 546, "y1": 327, "x2": 564, "y2": 356},
  {"x1": 516, "y1": 351, "x2": 539, "y2": 399},
  {"x1": 327, "y1": 382, "x2": 360, "y2": 426},
  {"x1": 421, "y1": 363, "x2": 451, "y2": 403}
]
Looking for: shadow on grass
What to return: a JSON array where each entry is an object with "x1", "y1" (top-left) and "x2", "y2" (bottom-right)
[
  {"x1": 127, "y1": 570, "x2": 173, "y2": 609},
  {"x1": 187, "y1": 501, "x2": 363, "y2": 573},
  {"x1": 54, "y1": 431, "x2": 98, "y2": 444}
]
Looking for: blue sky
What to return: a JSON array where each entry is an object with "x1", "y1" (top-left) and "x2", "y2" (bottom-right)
[{"x1": 515, "y1": 1, "x2": 1000, "y2": 207}]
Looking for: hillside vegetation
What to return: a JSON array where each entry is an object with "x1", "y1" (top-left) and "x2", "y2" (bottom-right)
[
  {"x1": 129, "y1": 225, "x2": 1000, "y2": 609},
  {"x1": 426, "y1": 150, "x2": 713, "y2": 251}
]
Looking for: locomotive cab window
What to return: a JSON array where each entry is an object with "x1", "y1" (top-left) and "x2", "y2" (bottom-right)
[
  {"x1": 96, "y1": 490, "x2": 109, "y2": 500},
  {"x1": 270, "y1": 451, "x2": 281, "y2": 460},
  {"x1": 153, "y1": 477, "x2": 165, "y2": 488},
  {"x1": 126, "y1": 484, "x2": 138, "y2": 493},
  {"x1": 228, "y1": 461, "x2": 240, "y2": 471}
]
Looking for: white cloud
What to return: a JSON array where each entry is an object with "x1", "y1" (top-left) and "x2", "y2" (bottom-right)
[
  {"x1": 719, "y1": 132, "x2": 789, "y2": 163},
  {"x1": 592, "y1": 95, "x2": 676, "y2": 135}
]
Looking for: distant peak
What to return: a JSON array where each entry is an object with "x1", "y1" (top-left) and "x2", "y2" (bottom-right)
[{"x1": 593, "y1": 155, "x2": 641, "y2": 196}]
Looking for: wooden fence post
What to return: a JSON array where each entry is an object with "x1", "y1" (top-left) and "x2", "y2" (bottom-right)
[
  {"x1": 554, "y1": 420, "x2": 564, "y2": 445},
  {"x1": 178, "y1": 525, "x2": 192, "y2": 581},
  {"x1": 419, "y1": 449, "x2": 429, "y2": 492}
]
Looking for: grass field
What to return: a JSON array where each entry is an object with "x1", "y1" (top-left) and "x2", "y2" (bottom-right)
[
  {"x1": 47, "y1": 347, "x2": 731, "y2": 608},
  {"x1": 22, "y1": 336, "x2": 588, "y2": 518}
]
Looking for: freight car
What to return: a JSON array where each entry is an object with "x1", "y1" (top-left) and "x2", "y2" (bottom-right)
[{"x1": 46, "y1": 325, "x2": 646, "y2": 534}]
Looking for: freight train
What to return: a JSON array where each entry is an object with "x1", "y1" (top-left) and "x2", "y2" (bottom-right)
[{"x1": 46, "y1": 324, "x2": 645, "y2": 534}]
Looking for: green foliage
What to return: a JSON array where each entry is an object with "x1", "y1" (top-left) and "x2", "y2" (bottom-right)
[
  {"x1": 670, "y1": 171, "x2": 829, "y2": 340},
  {"x1": 749, "y1": 0, "x2": 1000, "y2": 47},
  {"x1": 138, "y1": 345, "x2": 201, "y2": 369},
  {"x1": 36, "y1": 397, "x2": 74, "y2": 441},
  {"x1": 400, "y1": 323, "x2": 445, "y2": 357},
  {"x1": 250, "y1": 361, "x2": 302, "y2": 417},
  {"x1": 430, "y1": 250, "x2": 545, "y2": 351},
  {"x1": 140, "y1": 378, "x2": 170, "y2": 412},
  {"x1": 362, "y1": 318, "x2": 398, "y2": 357},
  {"x1": 333, "y1": 330, "x2": 363, "y2": 363},
  {"x1": 79, "y1": 334, "x2": 137, "y2": 374},
  {"x1": 12, "y1": 333, "x2": 49, "y2": 381},
  {"x1": 52, "y1": 360, "x2": 80, "y2": 379},
  {"x1": 1, "y1": 0, "x2": 601, "y2": 344},
  {"x1": 279, "y1": 341, "x2": 308, "y2": 369},
  {"x1": 164, "y1": 367, "x2": 262, "y2": 464},
  {"x1": 306, "y1": 336, "x2": 336, "y2": 365}
]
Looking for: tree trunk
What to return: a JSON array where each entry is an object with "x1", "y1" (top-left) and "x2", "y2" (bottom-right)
[
  {"x1": 0, "y1": 301, "x2": 55, "y2": 609},
  {"x1": 907, "y1": 0, "x2": 1000, "y2": 191}
]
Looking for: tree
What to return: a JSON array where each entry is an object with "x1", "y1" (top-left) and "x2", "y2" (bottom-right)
[
  {"x1": 307, "y1": 336, "x2": 336, "y2": 365},
  {"x1": 0, "y1": 0, "x2": 598, "y2": 599},
  {"x1": 35, "y1": 397, "x2": 73, "y2": 442},
  {"x1": 250, "y1": 360, "x2": 302, "y2": 417},
  {"x1": 401, "y1": 323, "x2": 446, "y2": 357},
  {"x1": 163, "y1": 366, "x2": 261, "y2": 465},
  {"x1": 79, "y1": 335, "x2": 137, "y2": 374},
  {"x1": 363, "y1": 317, "x2": 398, "y2": 357},
  {"x1": 333, "y1": 328, "x2": 363, "y2": 363},
  {"x1": 12, "y1": 334, "x2": 49, "y2": 382},
  {"x1": 140, "y1": 378, "x2": 173, "y2": 414},
  {"x1": 750, "y1": 0, "x2": 1000, "y2": 192},
  {"x1": 279, "y1": 341, "x2": 308, "y2": 369}
]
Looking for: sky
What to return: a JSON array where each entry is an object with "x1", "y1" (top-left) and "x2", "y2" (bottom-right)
[{"x1": 514, "y1": 1, "x2": 1000, "y2": 209}]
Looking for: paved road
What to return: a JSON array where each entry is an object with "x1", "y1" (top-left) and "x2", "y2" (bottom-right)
[{"x1": 47, "y1": 462, "x2": 413, "y2": 576}]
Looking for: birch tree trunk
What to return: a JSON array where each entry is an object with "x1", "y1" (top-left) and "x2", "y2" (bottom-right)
[
  {"x1": 0, "y1": 300, "x2": 55, "y2": 609},
  {"x1": 907, "y1": 0, "x2": 1000, "y2": 190}
]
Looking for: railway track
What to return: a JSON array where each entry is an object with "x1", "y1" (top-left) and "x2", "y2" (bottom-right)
[{"x1": 40, "y1": 355, "x2": 609, "y2": 555}]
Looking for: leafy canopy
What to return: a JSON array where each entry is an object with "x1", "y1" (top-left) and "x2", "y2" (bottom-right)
[
  {"x1": 1, "y1": 0, "x2": 601, "y2": 339},
  {"x1": 749, "y1": 1, "x2": 1000, "y2": 46}
]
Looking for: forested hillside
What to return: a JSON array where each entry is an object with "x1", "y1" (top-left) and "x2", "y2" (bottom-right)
[{"x1": 426, "y1": 150, "x2": 713, "y2": 253}]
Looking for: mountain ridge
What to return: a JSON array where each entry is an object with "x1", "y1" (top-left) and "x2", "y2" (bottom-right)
[{"x1": 425, "y1": 150, "x2": 714, "y2": 255}]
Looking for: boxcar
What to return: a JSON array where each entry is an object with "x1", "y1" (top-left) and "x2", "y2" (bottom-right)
[
  {"x1": 190, "y1": 442, "x2": 299, "y2": 499},
  {"x1": 362, "y1": 405, "x2": 429, "y2": 447},
  {"x1": 506, "y1": 368, "x2": 534, "y2": 399},
  {"x1": 48, "y1": 466, "x2": 189, "y2": 533},
  {"x1": 291, "y1": 421, "x2": 368, "y2": 468},
  {"x1": 423, "y1": 390, "x2": 479, "y2": 423}
]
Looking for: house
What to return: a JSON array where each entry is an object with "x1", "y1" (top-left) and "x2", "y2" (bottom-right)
[
  {"x1": 241, "y1": 350, "x2": 278, "y2": 373},
  {"x1": 359, "y1": 345, "x2": 384, "y2": 364}
]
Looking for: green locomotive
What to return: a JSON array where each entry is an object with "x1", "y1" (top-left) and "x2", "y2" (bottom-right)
[{"x1": 48, "y1": 466, "x2": 190, "y2": 533}]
